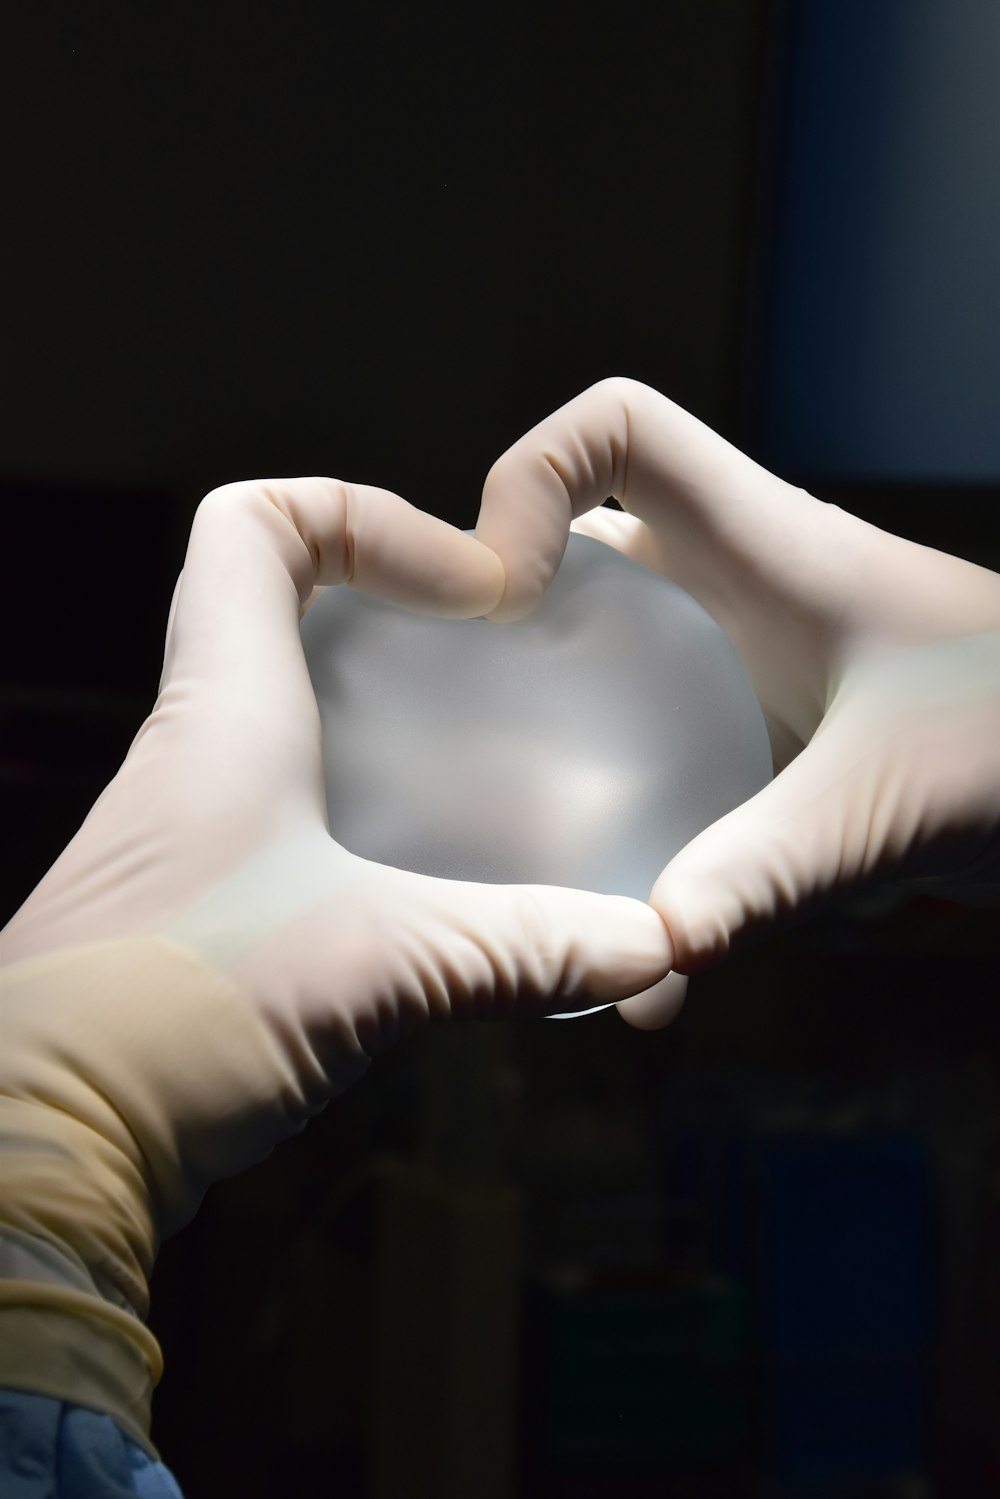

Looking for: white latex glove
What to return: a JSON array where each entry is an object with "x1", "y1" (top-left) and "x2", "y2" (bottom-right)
[
  {"x1": 2, "y1": 477, "x2": 672, "y2": 1236},
  {"x1": 475, "y1": 378, "x2": 1000, "y2": 1029}
]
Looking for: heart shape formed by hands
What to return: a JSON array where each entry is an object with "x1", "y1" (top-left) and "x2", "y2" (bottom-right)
[{"x1": 301, "y1": 531, "x2": 773, "y2": 1014}]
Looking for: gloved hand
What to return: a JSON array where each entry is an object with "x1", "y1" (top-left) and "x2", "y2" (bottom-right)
[
  {"x1": 0, "y1": 478, "x2": 672, "y2": 1449},
  {"x1": 474, "y1": 377, "x2": 1000, "y2": 1028}
]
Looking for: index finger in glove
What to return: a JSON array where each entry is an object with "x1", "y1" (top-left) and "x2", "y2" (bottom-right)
[
  {"x1": 160, "y1": 478, "x2": 507, "y2": 701},
  {"x1": 473, "y1": 376, "x2": 825, "y2": 625}
]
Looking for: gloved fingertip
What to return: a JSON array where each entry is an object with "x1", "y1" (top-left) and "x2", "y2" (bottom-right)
[
  {"x1": 575, "y1": 895, "x2": 674, "y2": 1003},
  {"x1": 615, "y1": 971, "x2": 689, "y2": 1031},
  {"x1": 468, "y1": 539, "x2": 508, "y2": 618}
]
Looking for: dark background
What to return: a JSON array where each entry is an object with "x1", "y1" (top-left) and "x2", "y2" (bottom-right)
[{"x1": 3, "y1": 3, "x2": 999, "y2": 1497}]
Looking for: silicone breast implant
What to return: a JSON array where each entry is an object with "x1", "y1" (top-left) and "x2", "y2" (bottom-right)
[{"x1": 300, "y1": 531, "x2": 773, "y2": 1017}]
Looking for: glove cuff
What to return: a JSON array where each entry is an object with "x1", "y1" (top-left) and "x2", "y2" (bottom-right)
[
  {"x1": 0, "y1": 1284, "x2": 163, "y2": 1460},
  {"x1": 1, "y1": 934, "x2": 317, "y2": 1450}
]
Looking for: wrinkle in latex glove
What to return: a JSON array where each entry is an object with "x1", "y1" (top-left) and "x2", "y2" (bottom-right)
[{"x1": 300, "y1": 531, "x2": 774, "y2": 1016}]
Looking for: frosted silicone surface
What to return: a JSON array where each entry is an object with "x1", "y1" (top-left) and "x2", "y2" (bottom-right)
[{"x1": 301, "y1": 532, "x2": 773, "y2": 1016}]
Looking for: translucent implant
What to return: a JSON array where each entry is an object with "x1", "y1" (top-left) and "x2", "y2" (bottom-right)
[{"x1": 301, "y1": 532, "x2": 773, "y2": 1017}]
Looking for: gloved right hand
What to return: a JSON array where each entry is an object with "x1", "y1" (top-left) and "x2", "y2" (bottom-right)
[{"x1": 474, "y1": 377, "x2": 1000, "y2": 1027}]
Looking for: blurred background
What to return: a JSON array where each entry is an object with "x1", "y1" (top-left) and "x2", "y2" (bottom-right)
[{"x1": 3, "y1": 1, "x2": 999, "y2": 1496}]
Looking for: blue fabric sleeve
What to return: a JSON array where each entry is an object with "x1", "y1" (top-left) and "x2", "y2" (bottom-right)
[{"x1": 0, "y1": 1388, "x2": 184, "y2": 1498}]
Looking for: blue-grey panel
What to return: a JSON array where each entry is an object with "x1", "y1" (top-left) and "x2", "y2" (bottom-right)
[{"x1": 761, "y1": 0, "x2": 1000, "y2": 481}]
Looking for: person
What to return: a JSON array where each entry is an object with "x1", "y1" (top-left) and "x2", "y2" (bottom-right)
[{"x1": 1, "y1": 377, "x2": 998, "y2": 1495}]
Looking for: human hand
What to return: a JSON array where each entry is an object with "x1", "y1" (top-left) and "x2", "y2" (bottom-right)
[
  {"x1": 474, "y1": 378, "x2": 1000, "y2": 1027},
  {"x1": 2, "y1": 479, "x2": 674, "y2": 1235}
]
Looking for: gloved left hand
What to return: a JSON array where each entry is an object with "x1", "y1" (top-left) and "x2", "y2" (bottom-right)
[{"x1": 0, "y1": 478, "x2": 672, "y2": 1443}]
